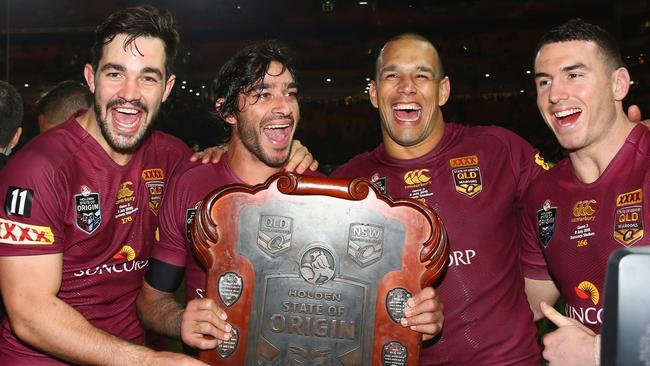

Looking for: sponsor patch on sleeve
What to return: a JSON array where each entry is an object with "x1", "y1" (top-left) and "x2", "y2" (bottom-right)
[
  {"x1": 0, "y1": 218, "x2": 55, "y2": 245},
  {"x1": 534, "y1": 152, "x2": 551, "y2": 170},
  {"x1": 5, "y1": 186, "x2": 34, "y2": 218}
]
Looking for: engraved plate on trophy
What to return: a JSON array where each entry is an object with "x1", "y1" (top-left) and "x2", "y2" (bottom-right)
[
  {"x1": 382, "y1": 341, "x2": 408, "y2": 366},
  {"x1": 386, "y1": 287, "x2": 413, "y2": 323},
  {"x1": 216, "y1": 327, "x2": 239, "y2": 359},
  {"x1": 192, "y1": 173, "x2": 449, "y2": 365},
  {"x1": 218, "y1": 272, "x2": 243, "y2": 308}
]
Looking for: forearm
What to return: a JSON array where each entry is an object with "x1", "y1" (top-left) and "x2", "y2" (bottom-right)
[
  {"x1": 9, "y1": 296, "x2": 155, "y2": 365},
  {"x1": 137, "y1": 282, "x2": 184, "y2": 339}
]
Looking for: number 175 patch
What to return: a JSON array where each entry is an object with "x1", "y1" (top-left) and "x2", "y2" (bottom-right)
[{"x1": 5, "y1": 186, "x2": 33, "y2": 218}]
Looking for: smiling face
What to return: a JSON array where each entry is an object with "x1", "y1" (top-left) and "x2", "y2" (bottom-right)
[
  {"x1": 228, "y1": 61, "x2": 299, "y2": 167},
  {"x1": 534, "y1": 40, "x2": 622, "y2": 152},
  {"x1": 371, "y1": 38, "x2": 450, "y2": 158},
  {"x1": 84, "y1": 33, "x2": 175, "y2": 154}
]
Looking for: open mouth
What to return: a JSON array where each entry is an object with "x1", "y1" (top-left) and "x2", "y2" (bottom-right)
[
  {"x1": 553, "y1": 108, "x2": 582, "y2": 126},
  {"x1": 262, "y1": 121, "x2": 292, "y2": 146},
  {"x1": 393, "y1": 103, "x2": 422, "y2": 123},
  {"x1": 111, "y1": 106, "x2": 143, "y2": 133}
]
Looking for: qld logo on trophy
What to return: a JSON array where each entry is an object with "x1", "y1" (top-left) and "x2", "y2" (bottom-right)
[{"x1": 257, "y1": 215, "x2": 292, "y2": 257}]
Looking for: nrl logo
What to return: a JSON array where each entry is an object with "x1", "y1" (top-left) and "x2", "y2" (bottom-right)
[
  {"x1": 74, "y1": 185, "x2": 101, "y2": 235},
  {"x1": 257, "y1": 215, "x2": 292, "y2": 257},
  {"x1": 537, "y1": 199, "x2": 556, "y2": 247}
]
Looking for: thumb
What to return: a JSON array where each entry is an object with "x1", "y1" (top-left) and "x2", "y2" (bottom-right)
[{"x1": 540, "y1": 301, "x2": 574, "y2": 327}]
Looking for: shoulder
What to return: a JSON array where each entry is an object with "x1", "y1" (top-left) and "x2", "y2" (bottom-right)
[
  {"x1": 148, "y1": 131, "x2": 192, "y2": 156},
  {"x1": 461, "y1": 124, "x2": 532, "y2": 148},
  {"x1": 333, "y1": 148, "x2": 378, "y2": 178}
]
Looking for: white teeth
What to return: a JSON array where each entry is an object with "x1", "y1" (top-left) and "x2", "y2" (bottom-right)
[
  {"x1": 393, "y1": 103, "x2": 421, "y2": 111},
  {"x1": 554, "y1": 108, "x2": 581, "y2": 118},
  {"x1": 116, "y1": 107, "x2": 138, "y2": 115},
  {"x1": 264, "y1": 124, "x2": 289, "y2": 129}
]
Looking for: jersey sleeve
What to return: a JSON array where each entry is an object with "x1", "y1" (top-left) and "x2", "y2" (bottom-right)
[
  {"x1": 519, "y1": 191, "x2": 552, "y2": 280},
  {"x1": 150, "y1": 169, "x2": 193, "y2": 268},
  {"x1": 0, "y1": 153, "x2": 66, "y2": 255}
]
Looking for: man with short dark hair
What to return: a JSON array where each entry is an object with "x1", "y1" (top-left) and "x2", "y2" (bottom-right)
[
  {"x1": 0, "y1": 5, "x2": 202, "y2": 365},
  {"x1": 521, "y1": 18, "x2": 649, "y2": 366},
  {"x1": 36, "y1": 80, "x2": 92, "y2": 133},
  {"x1": 137, "y1": 40, "x2": 443, "y2": 353},
  {"x1": 0, "y1": 81, "x2": 22, "y2": 169},
  {"x1": 333, "y1": 33, "x2": 546, "y2": 365}
]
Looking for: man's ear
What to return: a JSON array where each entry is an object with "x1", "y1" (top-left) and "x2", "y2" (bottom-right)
[
  {"x1": 84, "y1": 64, "x2": 97, "y2": 93},
  {"x1": 438, "y1": 76, "x2": 451, "y2": 106},
  {"x1": 10, "y1": 127, "x2": 22, "y2": 149},
  {"x1": 161, "y1": 74, "x2": 176, "y2": 102},
  {"x1": 612, "y1": 67, "x2": 630, "y2": 101},
  {"x1": 369, "y1": 80, "x2": 379, "y2": 109}
]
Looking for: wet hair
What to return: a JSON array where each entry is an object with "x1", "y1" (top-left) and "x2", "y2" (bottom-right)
[
  {"x1": 36, "y1": 80, "x2": 92, "y2": 127},
  {"x1": 0, "y1": 80, "x2": 23, "y2": 148},
  {"x1": 91, "y1": 4, "x2": 179, "y2": 78},
  {"x1": 376, "y1": 33, "x2": 445, "y2": 81},
  {"x1": 535, "y1": 18, "x2": 623, "y2": 71},
  {"x1": 210, "y1": 40, "x2": 296, "y2": 133}
]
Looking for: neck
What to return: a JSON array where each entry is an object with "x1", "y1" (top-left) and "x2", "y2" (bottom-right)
[
  {"x1": 77, "y1": 109, "x2": 134, "y2": 166},
  {"x1": 568, "y1": 111, "x2": 635, "y2": 184},
  {"x1": 228, "y1": 137, "x2": 283, "y2": 186},
  {"x1": 383, "y1": 119, "x2": 445, "y2": 160}
]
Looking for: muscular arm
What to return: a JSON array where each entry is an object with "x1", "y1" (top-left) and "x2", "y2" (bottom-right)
[
  {"x1": 524, "y1": 277, "x2": 560, "y2": 321},
  {"x1": 137, "y1": 281, "x2": 184, "y2": 339},
  {"x1": 0, "y1": 254, "x2": 199, "y2": 365}
]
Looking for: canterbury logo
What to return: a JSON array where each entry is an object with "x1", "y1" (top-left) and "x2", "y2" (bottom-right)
[
  {"x1": 404, "y1": 169, "x2": 430, "y2": 185},
  {"x1": 116, "y1": 182, "x2": 134, "y2": 200},
  {"x1": 572, "y1": 200, "x2": 596, "y2": 217}
]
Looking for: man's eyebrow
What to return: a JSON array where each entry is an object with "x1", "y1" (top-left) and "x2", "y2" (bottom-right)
[
  {"x1": 142, "y1": 67, "x2": 163, "y2": 79},
  {"x1": 100, "y1": 63, "x2": 126, "y2": 73}
]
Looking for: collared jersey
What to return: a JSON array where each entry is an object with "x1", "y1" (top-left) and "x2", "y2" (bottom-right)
[
  {"x1": 0, "y1": 115, "x2": 190, "y2": 364},
  {"x1": 521, "y1": 123, "x2": 650, "y2": 333},
  {"x1": 334, "y1": 122, "x2": 545, "y2": 366},
  {"x1": 150, "y1": 155, "x2": 324, "y2": 301}
]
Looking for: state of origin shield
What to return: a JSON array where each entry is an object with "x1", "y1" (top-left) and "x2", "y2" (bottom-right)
[{"x1": 191, "y1": 173, "x2": 448, "y2": 366}]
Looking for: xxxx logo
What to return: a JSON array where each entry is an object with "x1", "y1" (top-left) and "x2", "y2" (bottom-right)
[
  {"x1": 403, "y1": 169, "x2": 430, "y2": 186},
  {"x1": 0, "y1": 218, "x2": 55, "y2": 245}
]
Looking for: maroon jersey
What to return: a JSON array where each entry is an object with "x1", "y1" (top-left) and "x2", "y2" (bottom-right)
[
  {"x1": 521, "y1": 123, "x2": 650, "y2": 333},
  {"x1": 334, "y1": 123, "x2": 545, "y2": 366},
  {"x1": 151, "y1": 155, "x2": 324, "y2": 301},
  {"x1": 0, "y1": 116, "x2": 190, "y2": 364}
]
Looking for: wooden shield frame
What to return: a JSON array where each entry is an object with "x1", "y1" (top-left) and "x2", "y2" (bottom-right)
[{"x1": 192, "y1": 172, "x2": 448, "y2": 365}]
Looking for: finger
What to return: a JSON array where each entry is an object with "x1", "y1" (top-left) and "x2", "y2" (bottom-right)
[
  {"x1": 189, "y1": 152, "x2": 205, "y2": 162},
  {"x1": 308, "y1": 159, "x2": 319, "y2": 171},
  {"x1": 627, "y1": 104, "x2": 642, "y2": 122},
  {"x1": 408, "y1": 322, "x2": 442, "y2": 337},
  {"x1": 540, "y1": 301, "x2": 573, "y2": 327},
  {"x1": 401, "y1": 306, "x2": 442, "y2": 328},
  {"x1": 190, "y1": 299, "x2": 229, "y2": 321}
]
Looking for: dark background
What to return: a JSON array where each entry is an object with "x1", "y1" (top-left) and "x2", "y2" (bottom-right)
[{"x1": 2, "y1": 0, "x2": 649, "y2": 168}]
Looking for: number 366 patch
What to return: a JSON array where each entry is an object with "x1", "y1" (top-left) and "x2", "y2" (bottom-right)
[{"x1": 5, "y1": 186, "x2": 33, "y2": 218}]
